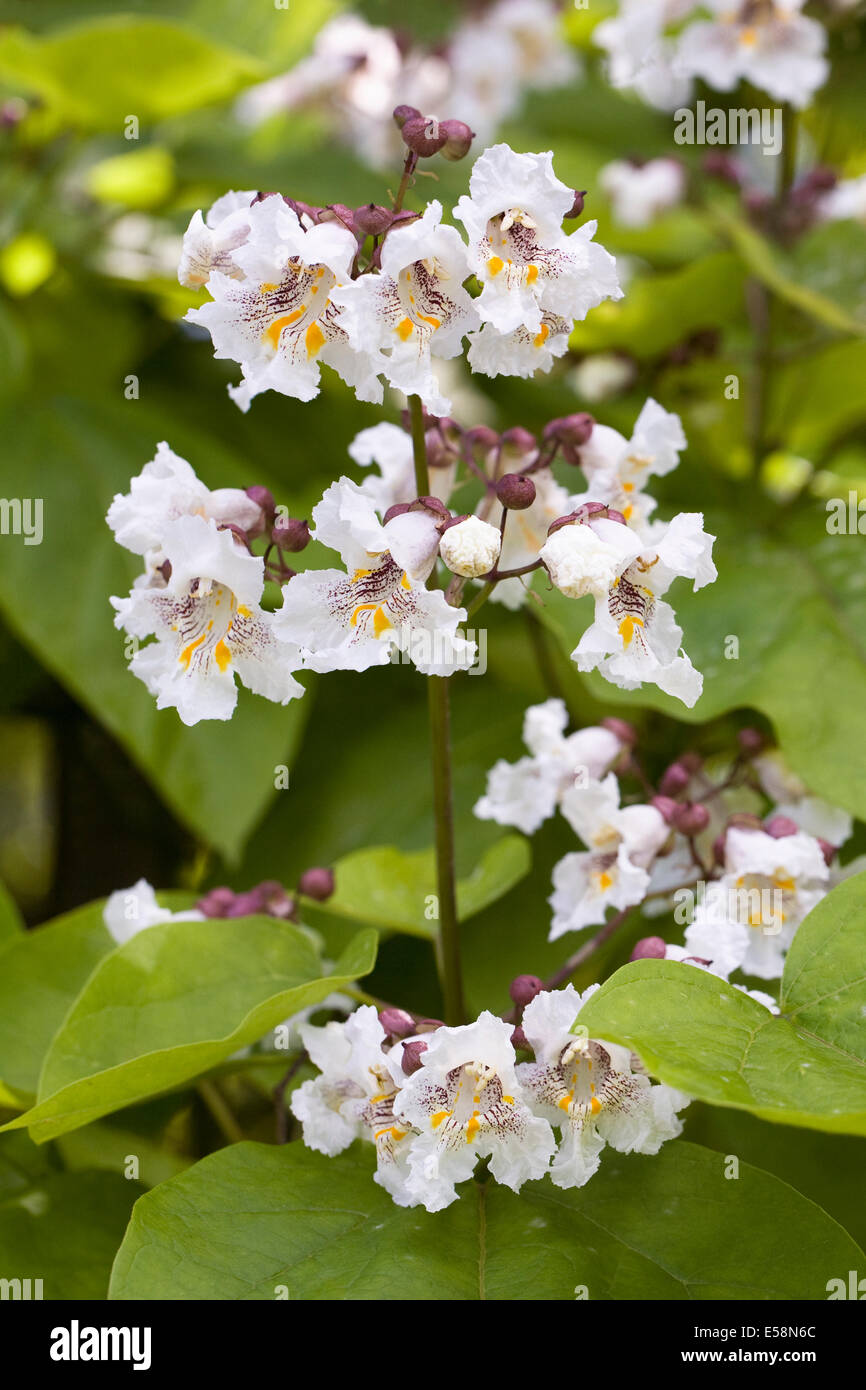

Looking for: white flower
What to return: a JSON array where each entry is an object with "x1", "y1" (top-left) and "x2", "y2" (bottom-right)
[
  {"x1": 550, "y1": 775, "x2": 669, "y2": 938},
  {"x1": 331, "y1": 202, "x2": 479, "y2": 416},
  {"x1": 186, "y1": 195, "x2": 382, "y2": 411},
  {"x1": 106, "y1": 441, "x2": 263, "y2": 558},
  {"x1": 579, "y1": 398, "x2": 687, "y2": 538},
  {"x1": 674, "y1": 0, "x2": 829, "y2": 109},
  {"x1": 103, "y1": 879, "x2": 203, "y2": 945},
  {"x1": 439, "y1": 515, "x2": 501, "y2": 578},
  {"x1": 467, "y1": 310, "x2": 573, "y2": 381},
  {"x1": 177, "y1": 189, "x2": 257, "y2": 289},
  {"x1": 600, "y1": 158, "x2": 685, "y2": 229},
  {"x1": 684, "y1": 826, "x2": 829, "y2": 978},
  {"x1": 474, "y1": 697, "x2": 624, "y2": 835},
  {"x1": 819, "y1": 174, "x2": 866, "y2": 225},
  {"x1": 752, "y1": 751, "x2": 853, "y2": 848},
  {"x1": 541, "y1": 516, "x2": 642, "y2": 600},
  {"x1": 291, "y1": 1006, "x2": 417, "y2": 1206},
  {"x1": 594, "y1": 0, "x2": 697, "y2": 111},
  {"x1": 349, "y1": 422, "x2": 454, "y2": 514},
  {"x1": 393, "y1": 1012, "x2": 556, "y2": 1211},
  {"x1": 454, "y1": 144, "x2": 622, "y2": 337},
  {"x1": 274, "y1": 478, "x2": 476, "y2": 676},
  {"x1": 519, "y1": 985, "x2": 688, "y2": 1189},
  {"x1": 112, "y1": 514, "x2": 304, "y2": 726},
  {"x1": 572, "y1": 352, "x2": 636, "y2": 403},
  {"x1": 573, "y1": 512, "x2": 717, "y2": 708}
]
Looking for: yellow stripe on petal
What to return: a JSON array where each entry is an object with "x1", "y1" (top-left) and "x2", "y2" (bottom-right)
[
  {"x1": 305, "y1": 321, "x2": 326, "y2": 356},
  {"x1": 214, "y1": 640, "x2": 232, "y2": 671},
  {"x1": 179, "y1": 633, "x2": 206, "y2": 668},
  {"x1": 396, "y1": 317, "x2": 414, "y2": 341},
  {"x1": 488, "y1": 255, "x2": 504, "y2": 276},
  {"x1": 618, "y1": 615, "x2": 644, "y2": 648}
]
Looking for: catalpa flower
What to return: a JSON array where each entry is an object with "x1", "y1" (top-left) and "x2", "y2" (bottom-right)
[
  {"x1": 112, "y1": 514, "x2": 304, "y2": 726},
  {"x1": 331, "y1": 201, "x2": 479, "y2": 416},
  {"x1": 454, "y1": 144, "x2": 622, "y2": 337},
  {"x1": 550, "y1": 774, "x2": 669, "y2": 939},
  {"x1": 579, "y1": 398, "x2": 687, "y2": 538},
  {"x1": 393, "y1": 1012, "x2": 556, "y2": 1212},
  {"x1": 519, "y1": 984, "x2": 688, "y2": 1188},
  {"x1": 178, "y1": 189, "x2": 257, "y2": 290},
  {"x1": 275, "y1": 478, "x2": 476, "y2": 676},
  {"x1": 752, "y1": 751, "x2": 853, "y2": 848},
  {"x1": 291, "y1": 1006, "x2": 417, "y2": 1207},
  {"x1": 103, "y1": 879, "x2": 203, "y2": 946},
  {"x1": 594, "y1": 0, "x2": 697, "y2": 111},
  {"x1": 684, "y1": 825, "x2": 828, "y2": 978},
  {"x1": 186, "y1": 195, "x2": 382, "y2": 411},
  {"x1": 474, "y1": 697, "x2": 625, "y2": 835},
  {"x1": 467, "y1": 311, "x2": 573, "y2": 380},
  {"x1": 349, "y1": 422, "x2": 455, "y2": 514},
  {"x1": 573, "y1": 512, "x2": 717, "y2": 708},
  {"x1": 600, "y1": 158, "x2": 685, "y2": 230},
  {"x1": 106, "y1": 441, "x2": 263, "y2": 559},
  {"x1": 674, "y1": 0, "x2": 829, "y2": 109},
  {"x1": 541, "y1": 513, "x2": 643, "y2": 601}
]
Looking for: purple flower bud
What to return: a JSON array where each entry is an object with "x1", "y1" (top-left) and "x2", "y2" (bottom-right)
[
  {"x1": 601, "y1": 716, "x2": 637, "y2": 747},
  {"x1": 319, "y1": 203, "x2": 356, "y2": 231},
  {"x1": 673, "y1": 802, "x2": 710, "y2": 836},
  {"x1": 659, "y1": 761, "x2": 691, "y2": 795},
  {"x1": 737, "y1": 727, "x2": 766, "y2": 755},
  {"x1": 605, "y1": 508, "x2": 627, "y2": 526},
  {"x1": 496, "y1": 473, "x2": 536, "y2": 510},
  {"x1": 509, "y1": 974, "x2": 544, "y2": 1007},
  {"x1": 273, "y1": 517, "x2": 311, "y2": 552},
  {"x1": 379, "y1": 1007, "x2": 416, "y2": 1039},
  {"x1": 816, "y1": 838, "x2": 836, "y2": 866},
  {"x1": 353, "y1": 202, "x2": 393, "y2": 237},
  {"x1": 510, "y1": 1025, "x2": 529, "y2": 1051},
  {"x1": 393, "y1": 103, "x2": 421, "y2": 130},
  {"x1": 465, "y1": 425, "x2": 500, "y2": 451},
  {"x1": 630, "y1": 936, "x2": 667, "y2": 961},
  {"x1": 543, "y1": 413, "x2": 594, "y2": 448},
  {"x1": 401, "y1": 115, "x2": 448, "y2": 157},
  {"x1": 401, "y1": 1039, "x2": 428, "y2": 1075},
  {"x1": 439, "y1": 118, "x2": 475, "y2": 161},
  {"x1": 256, "y1": 880, "x2": 296, "y2": 919},
  {"x1": 651, "y1": 794, "x2": 680, "y2": 825},
  {"x1": 226, "y1": 888, "x2": 267, "y2": 918},
  {"x1": 765, "y1": 815, "x2": 799, "y2": 839},
  {"x1": 197, "y1": 886, "x2": 236, "y2": 918},
  {"x1": 246, "y1": 485, "x2": 276, "y2": 523},
  {"x1": 500, "y1": 426, "x2": 537, "y2": 457},
  {"x1": 298, "y1": 866, "x2": 335, "y2": 902},
  {"x1": 565, "y1": 189, "x2": 586, "y2": 219}
]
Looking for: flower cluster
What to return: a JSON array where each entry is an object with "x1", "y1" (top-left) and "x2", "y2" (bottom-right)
[
  {"x1": 596, "y1": 0, "x2": 830, "y2": 111},
  {"x1": 292, "y1": 997, "x2": 688, "y2": 1210},
  {"x1": 237, "y1": 1, "x2": 579, "y2": 163},
  {"x1": 180, "y1": 142, "x2": 620, "y2": 413},
  {"x1": 477, "y1": 704, "x2": 861, "y2": 986}
]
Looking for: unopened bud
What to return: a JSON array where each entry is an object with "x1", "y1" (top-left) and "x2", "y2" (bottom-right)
[
  {"x1": 659, "y1": 761, "x2": 691, "y2": 795},
  {"x1": 465, "y1": 425, "x2": 500, "y2": 452},
  {"x1": 439, "y1": 514, "x2": 501, "y2": 578},
  {"x1": 298, "y1": 866, "x2": 335, "y2": 901},
  {"x1": 630, "y1": 936, "x2": 667, "y2": 961},
  {"x1": 197, "y1": 886, "x2": 236, "y2": 918},
  {"x1": 500, "y1": 426, "x2": 537, "y2": 456},
  {"x1": 509, "y1": 974, "x2": 544, "y2": 1007},
  {"x1": 379, "y1": 1007, "x2": 416, "y2": 1039},
  {"x1": 439, "y1": 118, "x2": 474, "y2": 161},
  {"x1": 565, "y1": 189, "x2": 586, "y2": 219},
  {"x1": 353, "y1": 202, "x2": 392, "y2": 237},
  {"x1": 401, "y1": 115, "x2": 448, "y2": 157},
  {"x1": 543, "y1": 413, "x2": 594, "y2": 448},
  {"x1": 273, "y1": 517, "x2": 311, "y2": 552},
  {"x1": 673, "y1": 802, "x2": 710, "y2": 836},
  {"x1": 496, "y1": 473, "x2": 536, "y2": 510},
  {"x1": 401, "y1": 1039, "x2": 428, "y2": 1075},
  {"x1": 651, "y1": 795, "x2": 680, "y2": 825},
  {"x1": 737, "y1": 727, "x2": 766, "y2": 755},
  {"x1": 246, "y1": 485, "x2": 276, "y2": 525},
  {"x1": 393, "y1": 104, "x2": 421, "y2": 130},
  {"x1": 601, "y1": 716, "x2": 637, "y2": 747},
  {"x1": 816, "y1": 838, "x2": 836, "y2": 866},
  {"x1": 765, "y1": 815, "x2": 799, "y2": 839}
]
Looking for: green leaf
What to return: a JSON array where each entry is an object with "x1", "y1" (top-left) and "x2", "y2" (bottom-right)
[
  {"x1": 0, "y1": 394, "x2": 309, "y2": 860},
  {"x1": 0, "y1": 18, "x2": 262, "y2": 130},
  {"x1": 0, "y1": 1133, "x2": 142, "y2": 1299},
  {"x1": 577, "y1": 876, "x2": 866, "y2": 1135},
  {"x1": 0, "y1": 902, "x2": 113, "y2": 1105},
  {"x1": 0, "y1": 879, "x2": 24, "y2": 950},
  {"x1": 3, "y1": 921, "x2": 377, "y2": 1143},
  {"x1": 109, "y1": 1139, "x2": 863, "y2": 1300},
  {"x1": 311, "y1": 835, "x2": 531, "y2": 939}
]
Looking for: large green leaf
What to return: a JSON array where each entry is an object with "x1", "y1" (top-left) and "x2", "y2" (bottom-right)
[
  {"x1": 577, "y1": 874, "x2": 866, "y2": 1135},
  {"x1": 0, "y1": 394, "x2": 309, "y2": 860},
  {"x1": 310, "y1": 835, "x2": 531, "y2": 939},
  {"x1": 0, "y1": 18, "x2": 262, "y2": 130},
  {"x1": 109, "y1": 1139, "x2": 863, "y2": 1300},
  {"x1": 0, "y1": 902, "x2": 113, "y2": 1106},
  {"x1": 536, "y1": 507, "x2": 866, "y2": 821},
  {"x1": 0, "y1": 1133, "x2": 141, "y2": 1300},
  {"x1": 3, "y1": 920, "x2": 377, "y2": 1143}
]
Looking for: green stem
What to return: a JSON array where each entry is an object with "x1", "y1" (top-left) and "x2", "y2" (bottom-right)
[
  {"x1": 408, "y1": 393, "x2": 465, "y2": 1024},
  {"x1": 777, "y1": 105, "x2": 798, "y2": 209},
  {"x1": 196, "y1": 1079, "x2": 243, "y2": 1145}
]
